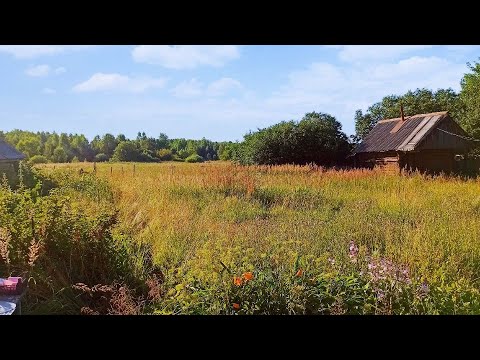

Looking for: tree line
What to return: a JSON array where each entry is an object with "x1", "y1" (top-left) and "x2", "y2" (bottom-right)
[
  {"x1": 0, "y1": 130, "x2": 230, "y2": 164},
  {"x1": 2, "y1": 60, "x2": 480, "y2": 166}
]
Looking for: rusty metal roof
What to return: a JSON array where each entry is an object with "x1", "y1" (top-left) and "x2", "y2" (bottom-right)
[
  {"x1": 0, "y1": 140, "x2": 26, "y2": 161},
  {"x1": 354, "y1": 111, "x2": 451, "y2": 153}
]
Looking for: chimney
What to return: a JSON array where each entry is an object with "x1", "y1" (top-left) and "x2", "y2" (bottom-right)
[{"x1": 390, "y1": 104, "x2": 407, "y2": 133}]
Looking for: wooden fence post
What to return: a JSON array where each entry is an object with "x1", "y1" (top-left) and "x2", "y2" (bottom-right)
[{"x1": 133, "y1": 164, "x2": 136, "y2": 176}]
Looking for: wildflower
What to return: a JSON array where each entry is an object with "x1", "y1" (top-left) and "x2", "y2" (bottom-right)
[
  {"x1": 349, "y1": 240, "x2": 359, "y2": 262},
  {"x1": 233, "y1": 303, "x2": 240, "y2": 310},
  {"x1": 295, "y1": 269, "x2": 303, "y2": 277},
  {"x1": 242, "y1": 272, "x2": 254, "y2": 281},
  {"x1": 417, "y1": 282, "x2": 430, "y2": 299},
  {"x1": 233, "y1": 276, "x2": 243, "y2": 286},
  {"x1": 328, "y1": 257, "x2": 335, "y2": 266}
]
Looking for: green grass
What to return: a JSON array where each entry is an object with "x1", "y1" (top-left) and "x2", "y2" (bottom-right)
[{"x1": 23, "y1": 162, "x2": 480, "y2": 314}]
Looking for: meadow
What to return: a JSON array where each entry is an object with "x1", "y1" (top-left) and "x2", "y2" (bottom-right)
[{"x1": 3, "y1": 161, "x2": 480, "y2": 314}]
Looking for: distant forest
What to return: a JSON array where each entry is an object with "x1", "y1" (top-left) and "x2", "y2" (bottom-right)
[
  {"x1": 3, "y1": 59, "x2": 480, "y2": 166},
  {"x1": 0, "y1": 130, "x2": 237, "y2": 164}
]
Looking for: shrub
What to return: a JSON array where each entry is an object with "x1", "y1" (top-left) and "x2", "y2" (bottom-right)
[
  {"x1": 0, "y1": 171, "x2": 152, "y2": 314},
  {"x1": 157, "y1": 149, "x2": 173, "y2": 161},
  {"x1": 185, "y1": 154, "x2": 204, "y2": 163},
  {"x1": 95, "y1": 153, "x2": 109, "y2": 163},
  {"x1": 29, "y1": 155, "x2": 48, "y2": 165}
]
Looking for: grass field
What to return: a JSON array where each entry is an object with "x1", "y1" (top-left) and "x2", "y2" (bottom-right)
[{"x1": 30, "y1": 161, "x2": 480, "y2": 314}]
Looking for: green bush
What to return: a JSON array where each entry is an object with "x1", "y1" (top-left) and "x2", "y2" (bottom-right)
[
  {"x1": 0, "y1": 171, "x2": 151, "y2": 314},
  {"x1": 185, "y1": 154, "x2": 204, "y2": 163},
  {"x1": 29, "y1": 155, "x2": 49, "y2": 165},
  {"x1": 157, "y1": 149, "x2": 173, "y2": 161},
  {"x1": 94, "y1": 153, "x2": 109, "y2": 162}
]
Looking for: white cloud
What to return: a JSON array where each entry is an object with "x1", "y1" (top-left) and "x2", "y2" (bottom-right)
[
  {"x1": 327, "y1": 45, "x2": 434, "y2": 63},
  {"x1": 25, "y1": 64, "x2": 50, "y2": 77},
  {"x1": 72, "y1": 73, "x2": 167, "y2": 93},
  {"x1": 25, "y1": 64, "x2": 67, "y2": 77},
  {"x1": 0, "y1": 45, "x2": 93, "y2": 59},
  {"x1": 171, "y1": 78, "x2": 203, "y2": 98},
  {"x1": 206, "y1": 77, "x2": 242, "y2": 96},
  {"x1": 267, "y1": 56, "x2": 468, "y2": 134},
  {"x1": 171, "y1": 77, "x2": 244, "y2": 98},
  {"x1": 132, "y1": 45, "x2": 240, "y2": 69},
  {"x1": 42, "y1": 88, "x2": 56, "y2": 94}
]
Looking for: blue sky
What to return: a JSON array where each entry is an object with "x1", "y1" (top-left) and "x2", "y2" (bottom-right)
[{"x1": 1, "y1": 45, "x2": 479, "y2": 141}]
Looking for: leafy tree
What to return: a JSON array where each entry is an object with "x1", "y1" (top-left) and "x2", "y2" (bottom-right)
[
  {"x1": 354, "y1": 88, "x2": 463, "y2": 140},
  {"x1": 236, "y1": 111, "x2": 351, "y2": 166},
  {"x1": 157, "y1": 133, "x2": 169, "y2": 149},
  {"x1": 52, "y1": 147, "x2": 68, "y2": 163},
  {"x1": 157, "y1": 149, "x2": 173, "y2": 161},
  {"x1": 460, "y1": 61, "x2": 480, "y2": 139},
  {"x1": 111, "y1": 141, "x2": 141, "y2": 162},
  {"x1": 16, "y1": 135, "x2": 41, "y2": 158}
]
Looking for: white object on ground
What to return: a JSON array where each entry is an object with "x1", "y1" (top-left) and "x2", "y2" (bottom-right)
[{"x1": 0, "y1": 301, "x2": 16, "y2": 315}]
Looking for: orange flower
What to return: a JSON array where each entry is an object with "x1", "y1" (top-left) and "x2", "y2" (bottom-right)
[
  {"x1": 242, "y1": 272, "x2": 254, "y2": 281},
  {"x1": 233, "y1": 303, "x2": 240, "y2": 310},
  {"x1": 233, "y1": 276, "x2": 243, "y2": 286},
  {"x1": 295, "y1": 269, "x2": 303, "y2": 277}
]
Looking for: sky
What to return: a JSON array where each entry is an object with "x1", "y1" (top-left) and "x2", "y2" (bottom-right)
[{"x1": 1, "y1": 45, "x2": 479, "y2": 142}]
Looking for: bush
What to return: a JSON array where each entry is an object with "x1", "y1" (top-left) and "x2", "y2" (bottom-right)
[
  {"x1": 0, "y1": 171, "x2": 151, "y2": 314},
  {"x1": 29, "y1": 155, "x2": 48, "y2": 164},
  {"x1": 157, "y1": 149, "x2": 173, "y2": 161},
  {"x1": 94, "y1": 153, "x2": 109, "y2": 163},
  {"x1": 236, "y1": 112, "x2": 351, "y2": 166},
  {"x1": 185, "y1": 154, "x2": 204, "y2": 163}
]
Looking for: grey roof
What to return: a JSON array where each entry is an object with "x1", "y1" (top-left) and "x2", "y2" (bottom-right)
[
  {"x1": 354, "y1": 111, "x2": 457, "y2": 154},
  {"x1": 0, "y1": 140, "x2": 26, "y2": 161}
]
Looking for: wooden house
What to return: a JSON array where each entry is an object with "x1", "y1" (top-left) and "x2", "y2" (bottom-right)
[
  {"x1": 0, "y1": 140, "x2": 26, "y2": 176},
  {"x1": 352, "y1": 111, "x2": 473, "y2": 174}
]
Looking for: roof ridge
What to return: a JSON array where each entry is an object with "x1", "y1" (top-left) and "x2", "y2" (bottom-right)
[{"x1": 378, "y1": 111, "x2": 448, "y2": 123}]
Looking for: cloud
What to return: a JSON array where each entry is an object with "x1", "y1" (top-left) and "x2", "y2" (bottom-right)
[
  {"x1": 327, "y1": 45, "x2": 434, "y2": 63},
  {"x1": 132, "y1": 45, "x2": 240, "y2": 69},
  {"x1": 25, "y1": 64, "x2": 50, "y2": 77},
  {"x1": 73, "y1": 73, "x2": 167, "y2": 93},
  {"x1": 206, "y1": 77, "x2": 243, "y2": 96},
  {"x1": 0, "y1": 45, "x2": 93, "y2": 59},
  {"x1": 42, "y1": 88, "x2": 56, "y2": 94},
  {"x1": 25, "y1": 65, "x2": 67, "y2": 77},
  {"x1": 171, "y1": 77, "x2": 244, "y2": 98},
  {"x1": 267, "y1": 56, "x2": 468, "y2": 134},
  {"x1": 171, "y1": 78, "x2": 203, "y2": 98}
]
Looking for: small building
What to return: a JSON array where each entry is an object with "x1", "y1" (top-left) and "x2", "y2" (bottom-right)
[
  {"x1": 352, "y1": 111, "x2": 473, "y2": 174},
  {"x1": 0, "y1": 140, "x2": 26, "y2": 176}
]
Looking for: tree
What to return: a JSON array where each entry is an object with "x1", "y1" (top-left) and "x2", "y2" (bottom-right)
[
  {"x1": 236, "y1": 111, "x2": 351, "y2": 166},
  {"x1": 157, "y1": 133, "x2": 169, "y2": 149},
  {"x1": 460, "y1": 61, "x2": 480, "y2": 139},
  {"x1": 52, "y1": 147, "x2": 68, "y2": 163},
  {"x1": 16, "y1": 135, "x2": 41, "y2": 158},
  {"x1": 111, "y1": 141, "x2": 141, "y2": 162},
  {"x1": 354, "y1": 88, "x2": 463, "y2": 140},
  {"x1": 157, "y1": 149, "x2": 173, "y2": 161},
  {"x1": 101, "y1": 134, "x2": 118, "y2": 158}
]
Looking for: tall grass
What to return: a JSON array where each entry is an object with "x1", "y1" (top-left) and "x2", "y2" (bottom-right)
[{"x1": 34, "y1": 162, "x2": 480, "y2": 314}]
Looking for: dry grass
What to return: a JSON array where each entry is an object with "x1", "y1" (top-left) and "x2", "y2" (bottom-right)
[{"x1": 38, "y1": 161, "x2": 480, "y2": 314}]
